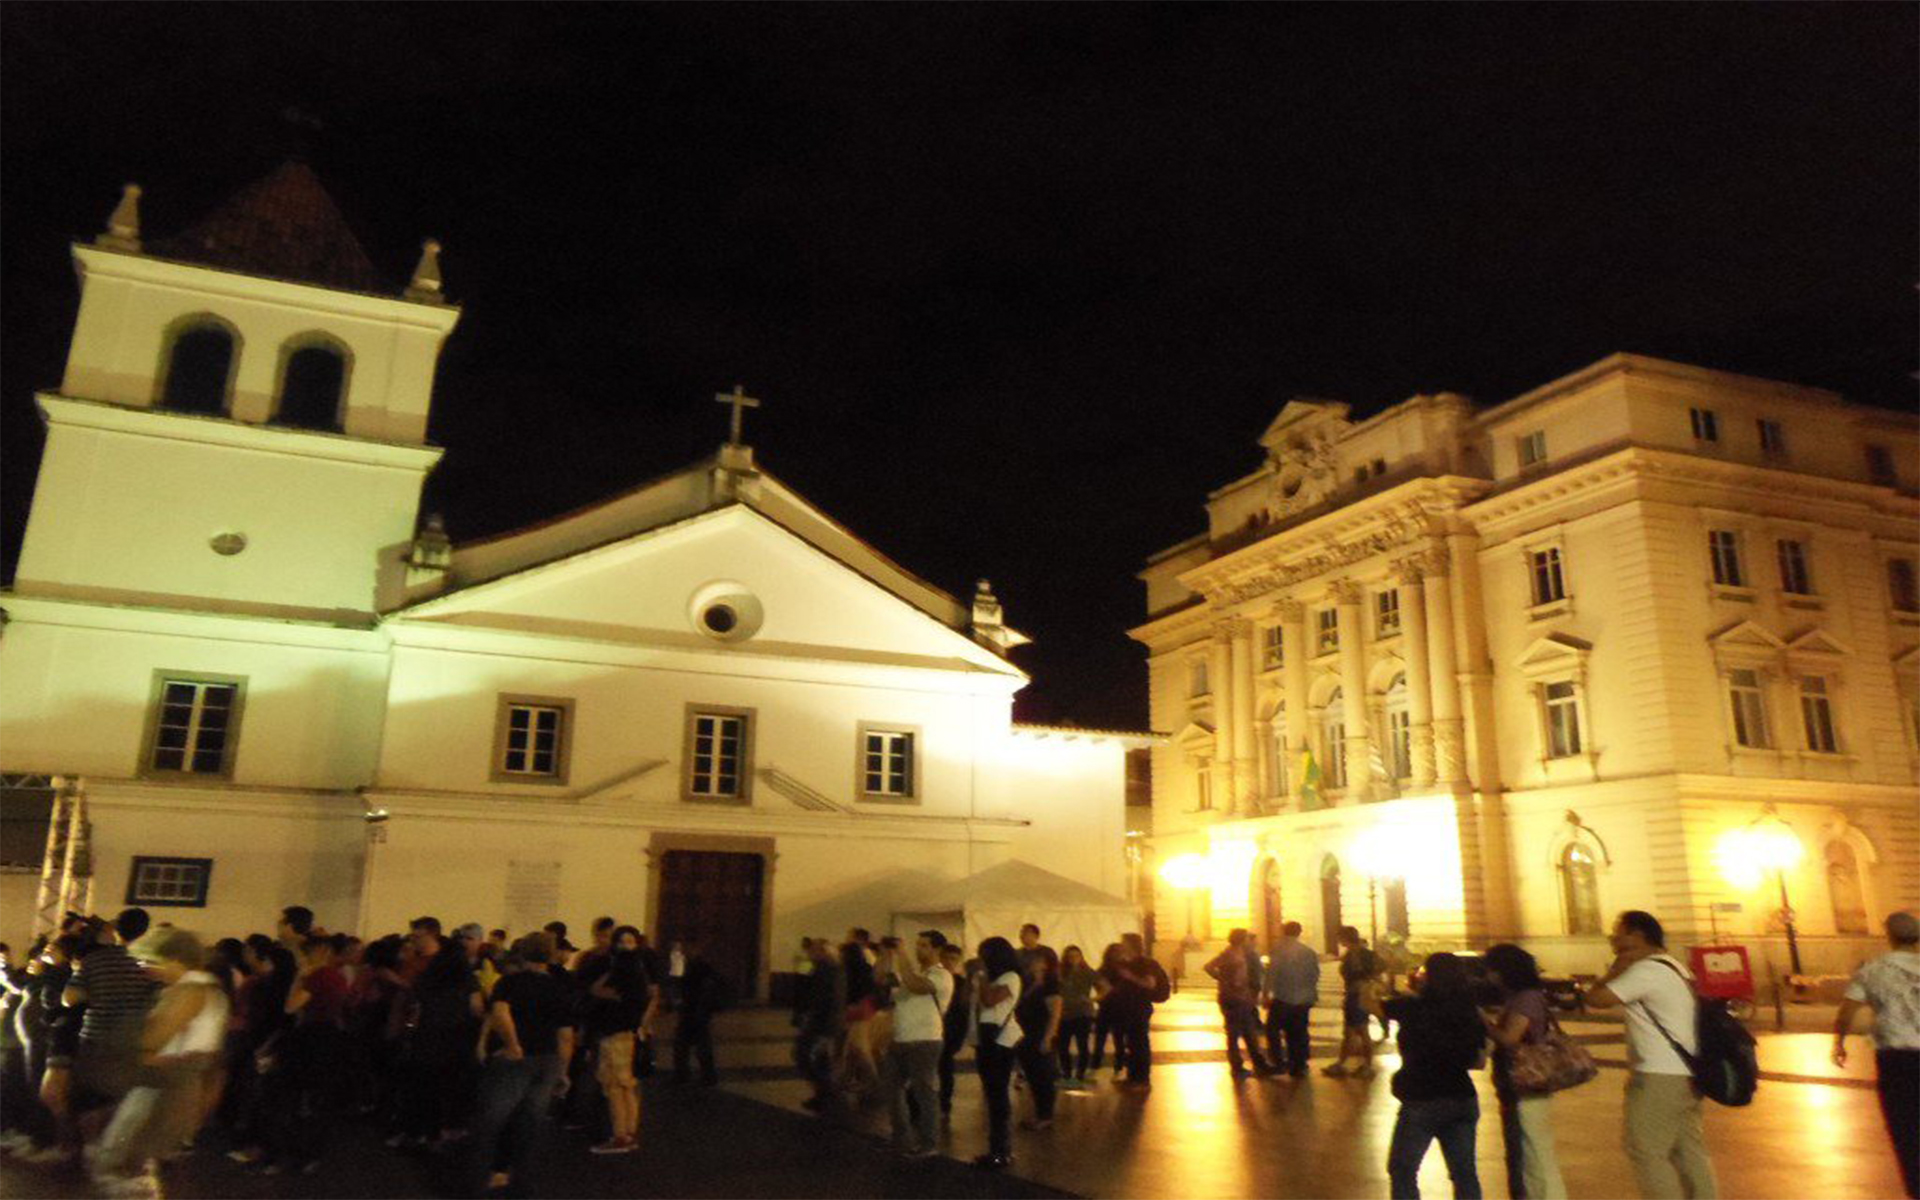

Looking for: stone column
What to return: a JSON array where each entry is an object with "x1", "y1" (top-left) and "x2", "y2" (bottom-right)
[
  {"x1": 1228, "y1": 618, "x2": 1259, "y2": 815},
  {"x1": 1210, "y1": 624, "x2": 1237, "y2": 813},
  {"x1": 1422, "y1": 546, "x2": 1466, "y2": 784},
  {"x1": 1332, "y1": 579, "x2": 1373, "y2": 801},
  {"x1": 1396, "y1": 558, "x2": 1437, "y2": 785},
  {"x1": 1277, "y1": 598, "x2": 1310, "y2": 806}
]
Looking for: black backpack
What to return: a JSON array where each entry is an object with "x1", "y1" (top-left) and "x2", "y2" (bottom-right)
[{"x1": 1644, "y1": 959, "x2": 1758, "y2": 1107}]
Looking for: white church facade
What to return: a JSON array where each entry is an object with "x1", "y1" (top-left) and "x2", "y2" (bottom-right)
[
  {"x1": 0, "y1": 167, "x2": 1143, "y2": 994},
  {"x1": 1135, "y1": 354, "x2": 1919, "y2": 980}
]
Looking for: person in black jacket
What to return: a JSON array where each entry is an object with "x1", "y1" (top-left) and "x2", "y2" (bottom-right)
[
  {"x1": 671, "y1": 937, "x2": 723, "y2": 1086},
  {"x1": 1369, "y1": 952, "x2": 1489, "y2": 1200}
]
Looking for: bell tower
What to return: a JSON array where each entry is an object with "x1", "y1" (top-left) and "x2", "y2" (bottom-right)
[{"x1": 13, "y1": 165, "x2": 461, "y2": 619}]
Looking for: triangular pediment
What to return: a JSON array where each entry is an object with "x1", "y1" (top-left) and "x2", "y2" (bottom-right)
[
  {"x1": 1785, "y1": 628, "x2": 1851, "y2": 658},
  {"x1": 1259, "y1": 397, "x2": 1352, "y2": 449},
  {"x1": 1516, "y1": 633, "x2": 1593, "y2": 669},
  {"x1": 1173, "y1": 721, "x2": 1216, "y2": 751},
  {"x1": 1707, "y1": 620, "x2": 1786, "y2": 652},
  {"x1": 1894, "y1": 645, "x2": 1919, "y2": 674},
  {"x1": 395, "y1": 506, "x2": 1023, "y2": 677}
]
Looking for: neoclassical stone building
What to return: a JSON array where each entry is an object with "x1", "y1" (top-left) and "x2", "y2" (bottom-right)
[{"x1": 1134, "y1": 355, "x2": 1919, "y2": 977}]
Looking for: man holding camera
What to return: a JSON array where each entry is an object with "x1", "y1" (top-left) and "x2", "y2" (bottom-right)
[{"x1": 878, "y1": 931, "x2": 954, "y2": 1158}]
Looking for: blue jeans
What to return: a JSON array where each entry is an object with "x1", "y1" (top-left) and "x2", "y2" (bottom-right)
[
  {"x1": 466, "y1": 1053, "x2": 563, "y2": 1197},
  {"x1": 1388, "y1": 1094, "x2": 1483, "y2": 1199}
]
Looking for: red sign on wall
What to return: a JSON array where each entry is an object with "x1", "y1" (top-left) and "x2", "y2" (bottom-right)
[{"x1": 1690, "y1": 945, "x2": 1754, "y2": 1000}]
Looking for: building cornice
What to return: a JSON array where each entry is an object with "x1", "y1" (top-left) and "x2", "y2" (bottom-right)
[
  {"x1": 38, "y1": 393, "x2": 445, "y2": 472},
  {"x1": 73, "y1": 243, "x2": 463, "y2": 330}
]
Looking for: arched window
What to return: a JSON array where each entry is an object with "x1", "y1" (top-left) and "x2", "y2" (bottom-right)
[
  {"x1": 1560, "y1": 842, "x2": 1602, "y2": 936},
  {"x1": 1384, "y1": 675, "x2": 1412, "y2": 781},
  {"x1": 1320, "y1": 854, "x2": 1343, "y2": 954},
  {"x1": 1324, "y1": 690, "x2": 1348, "y2": 790},
  {"x1": 159, "y1": 323, "x2": 236, "y2": 414},
  {"x1": 1383, "y1": 877, "x2": 1410, "y2": 939},
  {"x1": 1826, "y1": 841, "x2": 1869, "y2": 936},
  {"x1": 275, "y1": 340, "x2": 347, "y2": 431}
]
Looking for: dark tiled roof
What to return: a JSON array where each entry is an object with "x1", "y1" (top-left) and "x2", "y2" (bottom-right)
[{"x1": 152, "y1": 161, "x2": 388, "y2": 294}]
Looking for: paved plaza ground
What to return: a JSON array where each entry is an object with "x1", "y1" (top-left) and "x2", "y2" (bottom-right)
[{"x1": 1, "y1": 991, "x2": 1904, "y2": 1199}]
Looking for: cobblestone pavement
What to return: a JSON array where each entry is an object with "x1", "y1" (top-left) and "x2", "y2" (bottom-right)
[{"x1": 1, "y1": 991, "x2": 1902, "y2": 1199}]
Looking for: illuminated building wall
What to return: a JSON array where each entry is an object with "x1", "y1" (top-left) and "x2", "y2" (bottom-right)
[{"x1": 1134, "y1": 356, "x2": 1919, "y2": 977}]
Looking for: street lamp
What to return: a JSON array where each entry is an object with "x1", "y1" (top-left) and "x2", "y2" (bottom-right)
[
  {"x1": 1716, "y1": 808, "x2": 1806, "y2": 976},
  {"x1": 1160, "y1": 853, "x2": 1210, "y2": 948},
  {"x1": 1350, "y1": 826, "x2": 1414, "y2": 947}
]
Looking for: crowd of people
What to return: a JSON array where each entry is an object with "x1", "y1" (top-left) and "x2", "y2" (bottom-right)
[
  {"x1": 1, "y1": 901, "x2": 1913, "y2": 1200},
  {"x1": 0, "y1": 905, "x2": 727, "y2": 1198}
]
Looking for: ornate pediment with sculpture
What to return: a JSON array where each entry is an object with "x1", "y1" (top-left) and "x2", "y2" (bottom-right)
[{"x1": 1258, "y1": 399, "x2": 1353, "y2": 521}]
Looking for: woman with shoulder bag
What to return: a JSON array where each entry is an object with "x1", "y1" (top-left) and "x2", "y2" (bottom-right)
[
  {"x1": 969, "y1": 937, "x2": 1024, "y2": 1171},
  {"x1": 1486, "y1": 945, "x2": 1572, "y2": 1200}
]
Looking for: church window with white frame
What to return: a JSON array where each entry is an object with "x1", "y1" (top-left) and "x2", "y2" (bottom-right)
[
  {"x1": 1316, "y1": 608, "x2": 1339, "y2": 655},
  {"x1": 1542, "y1": 680, "x2": 1583, "y2": 758},
  {"x1": 1727, "y1": 668, "x2": 1770, "y2": 749},
  {"x1": 859, "y1": 725, "x2": 916, "y2": 800},
  {"x1": 1708, "y1": 530, "x2": 1745, "y2": 587},
  {"x1": 1529, "y1": 547, "x2": 1566, "y2": 606},
  {"x1": 1261, "y1": 625, "x2": 1284, "y2": 671},
  {"x1": 1776, "y1": 539, "x2": 1813, "y2": 596},
  {"x1": 493, "y1": 696, "x2": 572, "y2": 783},
  {"x1": 1375, "y1": 590, "x2": 1401, "y2": 637},
  {"x1": 146, "y1": 675, "x2": 243, "y2": 777},
  {"x1": 685, "y1": 706, "x2": 753, "y2": 803},
  {"x1": 127, "y1": 856, "x2": 213, "y2": 907},
  {"x1": 1799, "y1": 676, "x2": 1839, "y2": 754}
]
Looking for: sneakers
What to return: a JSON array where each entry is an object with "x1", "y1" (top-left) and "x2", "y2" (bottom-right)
[
  {"x1": 1353, "y1": 1064, "x2": 1377, "y2": 1080},
  {"x1": 1017, "y1": 1117, "x2": 1053, "y2": 1131},
  {"x1": 1320, "y1": 1063, "x2": 1350, "y2": 1077},
  {"x1": 903, "y1": 1145, "x2": 939, "y2": 1160},
  {"x1": 20, "y1": 1145, "x2": 76, "y2": 1166},
  {"x1": 91, "y1": 1173, "x2": 159, "y2": 1199},
  {"x1": 589, "y1": 1137, "x2": 636, "y2": 1155}
]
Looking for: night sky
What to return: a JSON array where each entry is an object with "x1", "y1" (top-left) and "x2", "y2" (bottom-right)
[{"x1": 3, "y1": 5, "x2": 1914, "y2": 728}]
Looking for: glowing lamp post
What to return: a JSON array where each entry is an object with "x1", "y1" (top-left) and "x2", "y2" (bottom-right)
[
  {"x1": 1351, "y1": 826, "x2": 1415, "y2": 947},
  {"x1": 1717, "y1": 809, "x2": 1806, "y2": 976},
  {"x1": 1160, "y1": 853, "x2": 1211, "y2": 948}
]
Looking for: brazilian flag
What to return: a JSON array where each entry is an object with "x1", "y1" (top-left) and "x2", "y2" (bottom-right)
[{"x1": 1298, "y1": 748, "x2": 1323, "y2": 811}]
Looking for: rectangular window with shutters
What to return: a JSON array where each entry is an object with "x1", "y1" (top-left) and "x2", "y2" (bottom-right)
[
  {"x1": 1324, "y1": 722, "x2": 1348, "y2": 789},
  {"x1": 1799, "y1": 677, "x2": 1839, "y2": 753},
  {"x1": 1728, "y1": 669, "x2": 1770, "y2": 749},
  {"x1": 1690, "y1": 407, "x2": 1719, "y2": 443},
  {"x1": 1708, "y1": 530, "x2": 1745, "y2": 587},
  {"x1": 1316, "y1": 609, "x2": 1340, "y2": 655},
  {"x1": 1375, "y1": 590, "x2": 1401, "y2": 636},
  {"x1": 1757, "y1": 419, "x2": 1787, "y2": 457},
  {"x1": 1530, "y1": 548, "x2": 1567, "y2": 606},
  {"x1": 1890, "y1": 559, "x2": 1920, "y2": 613},
  {"x1": 1261, "y1": 626, "x2": 1284, "y2": 671},
  {"x1": 126, "y1": 856, "x2": 213, "y2": 907},
  {"x1": 1544, "y1": 681, "x2": 1583, "y2": 758},
  {"x1": 143, "y1": 673, "x2": 245, "y2": 778},
  {"x1": 1776, "y1": 539, "x2": 1813, "y2": 596},
  {"x1": 858, "y1": 724, "x2": 918, "y2": 801},
  {"x1": 1518, "y1": 430, "x2": 1547, "y2": 467},
  {"x1": 1865, "y1": 444, "x2": 1898, "y2": 487},
  {"x1": 685, "y1": 705, "x2": 754, "y2": 803},
  {"x1": 491, "y1": 696, "x2": 573, "y2": 784}
]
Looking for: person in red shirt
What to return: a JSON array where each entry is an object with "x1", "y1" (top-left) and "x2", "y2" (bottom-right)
[{"x1": 264, "y1": 936, "x2": 351, "y2": 1174}]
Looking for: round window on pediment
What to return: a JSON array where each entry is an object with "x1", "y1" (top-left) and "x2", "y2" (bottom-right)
[{"x1": 688, "y1": 581, "x2": 762, "y2": 643}]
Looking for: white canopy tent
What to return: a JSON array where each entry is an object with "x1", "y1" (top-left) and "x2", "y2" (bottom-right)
[{"x1": 891, "y1": 859, "x2": 1140, "y2": 958}]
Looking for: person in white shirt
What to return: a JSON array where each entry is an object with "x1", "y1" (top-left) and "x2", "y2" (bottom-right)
[
  {"x1": 878, "y1": 931, "x2": 954, "y2": 1159},
  {"x1": 969, "y1": 937, "x2": 1024, "y2": 1171},
  {"x1": 1585, "y1": 910, "x2": 1718, "y2": 1200},
  {"x1": 1833, "y1": 910, "x2": 1920, "y2": 1199}
]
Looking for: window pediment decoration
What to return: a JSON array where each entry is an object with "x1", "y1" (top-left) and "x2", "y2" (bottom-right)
[
  {"x1": 1367, "y1": 653, "x2": 1410, "y2": 693},
  {"x1": 1174, "y1": 721, "x2": 1216, "y2": 756},
  {"x1": 1708, "y1": 619, "x2": 1785, "y2": 670},
  {"x1": 1515, "y1": 633, "x2": 1592, "y2": 681},
  {"x1": 1784, "y1": 628, "x2": 1850, "y2": 671}
]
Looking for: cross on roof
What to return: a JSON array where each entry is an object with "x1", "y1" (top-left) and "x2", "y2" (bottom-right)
[{"x1": 715, "y1": 384, "x2": 761, "y2": 447}]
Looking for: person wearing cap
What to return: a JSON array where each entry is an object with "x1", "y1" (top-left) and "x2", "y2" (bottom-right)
[
  {"x1": 1834, "y1": 910, "x2": 1920, "y2": 1199},
  {"x1": 91, "y1": 926, "x2": 229, "y2": 1196}
]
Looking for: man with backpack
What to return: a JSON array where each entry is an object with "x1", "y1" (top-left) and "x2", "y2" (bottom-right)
[{"x1": 1584, "y1": 910, "x2": 1720, "y2": 1200}]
